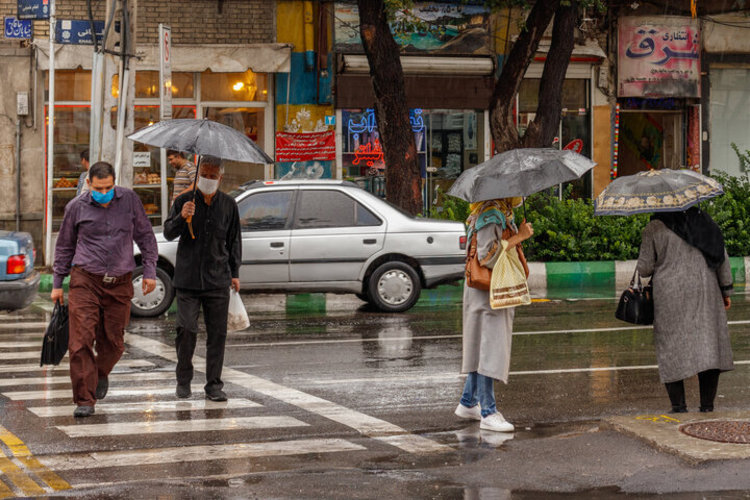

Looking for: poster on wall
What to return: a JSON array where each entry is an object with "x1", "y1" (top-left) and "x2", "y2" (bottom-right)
[
  {"x1": 618, "y1": 16, "x2": 700, "y2": 98},
  {"x1": 275, "y1": 131, "x2": 336, "y2": 163},
  {"x1": 334, "y1": 2, "x2": 491, "y2": 55}
]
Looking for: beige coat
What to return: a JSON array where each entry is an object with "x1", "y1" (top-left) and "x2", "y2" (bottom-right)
[
  {"x1": 636, "y1": 220, "x2": 734, "y2": 383},
  {"x1": 461, "y1": 223, "x2": 515, "y2": 383}
]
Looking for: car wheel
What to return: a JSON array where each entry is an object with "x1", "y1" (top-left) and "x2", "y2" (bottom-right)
[
  {"x1": 130, "y1": 266, "x2": 174, "y2": 317},
  {"x1": 367, "y1": 261, "x2": 421, "y2": 313},
  {"x1": 355, "y1": 292, "x2": 369, "y2": 302}
]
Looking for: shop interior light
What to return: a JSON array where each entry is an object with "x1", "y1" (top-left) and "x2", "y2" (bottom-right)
[
  {"x1": 340, "y1": 54, "x2": 495, "y2": 76},
  {"x1": 233, "y1": 82, "x2": 244, "y2": 91}
]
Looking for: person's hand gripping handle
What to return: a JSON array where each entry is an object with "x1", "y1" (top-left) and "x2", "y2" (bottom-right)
[{"x1": 181, "y1": 201, "x2": 196, "y2": 239}]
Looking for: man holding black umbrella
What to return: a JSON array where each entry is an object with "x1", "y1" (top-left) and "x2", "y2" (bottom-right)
[{"x1": 164, "y1": 155, "x2": 241, "y2": 401}]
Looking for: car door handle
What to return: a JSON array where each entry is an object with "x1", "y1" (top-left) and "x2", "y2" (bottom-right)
[
  {"x1": 363, "y1": 239, "x2": 377, "y2": 245},
  {"x1": 270, "y1": 242, "x2": 284, "y2": 248}
]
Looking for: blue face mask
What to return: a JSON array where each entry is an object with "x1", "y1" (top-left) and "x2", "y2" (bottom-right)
[{"x1": 91, "y1": 188, "x2": 115, "y2": 204}]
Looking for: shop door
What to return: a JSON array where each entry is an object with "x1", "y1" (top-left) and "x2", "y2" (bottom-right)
[{"x1": 619, "y1": 111, "x2": 683, "y2": 176}]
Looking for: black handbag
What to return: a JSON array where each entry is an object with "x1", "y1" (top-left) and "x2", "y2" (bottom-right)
[
  {"x1": 40, "y1": 303, "x2": 69, "y2": 366},
  {"x1": 615, "y1": 270, "x2": 654, "y2": 325}
]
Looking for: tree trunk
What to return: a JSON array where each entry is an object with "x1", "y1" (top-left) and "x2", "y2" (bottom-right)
[
  {"x1": 357, "y1": 0, "x2": 422, "y2": 215},
  {"x1": 522, "y1": 1, "x2": 578, "y2": 148},
  {"x1": 489, "y1": 0, "x2": 559, "y2": 154}
]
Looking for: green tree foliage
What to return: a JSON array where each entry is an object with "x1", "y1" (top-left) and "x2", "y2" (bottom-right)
[{"x1": 704, "y1": 172, "x2": 750, "y2": 257}]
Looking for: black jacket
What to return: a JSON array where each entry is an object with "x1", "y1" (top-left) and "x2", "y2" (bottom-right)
[{"x1": 164, "y1": 189, "x2": 241, "y2": 291}]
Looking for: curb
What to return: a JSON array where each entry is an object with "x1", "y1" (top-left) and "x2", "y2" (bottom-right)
[{"x1": 34, "y1": 257, "x2": 747, "y2": 314}]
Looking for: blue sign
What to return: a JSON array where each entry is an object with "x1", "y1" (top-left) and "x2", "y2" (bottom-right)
[
  {"x1": 4, "y1": 17, "x2": 32, "y2": 39},
  {"x1": 16, "y1": 0, "x2": 48, "y2": 20},
  {"x1": 325, "y1": 115, "x2": 335, "y2": 126},
  {"x1": 55, "y1": 20, "x2": 105, "y2": 45}
]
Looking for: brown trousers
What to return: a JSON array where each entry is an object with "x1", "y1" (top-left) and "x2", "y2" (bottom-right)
[{"x1": 68, "y1": 267, "x2": 133, "y2": 406}]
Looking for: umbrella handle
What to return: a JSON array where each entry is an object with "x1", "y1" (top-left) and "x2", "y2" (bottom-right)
[{"x1": 186, "y1": 215, "x2": 196, "y2": 239}]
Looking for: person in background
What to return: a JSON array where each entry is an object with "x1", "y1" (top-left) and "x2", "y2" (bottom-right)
[
  {"x1": 76, "y1": 149, "x2": 90, "y2": 196},
  {"x1": 52, "y1": 161, "x2": 158, "y2": 418},
  {"x1": 636, "y1": 207, "x2": 733, "y2": 413},
  {"x1": 163, "y1": 156, "x2": 241, "y2": 402},
  {"x1": 455, "y1": 198, "x2": 533, "y2": 433},
  {"x1": 168, "y1": 150, "x2": 196, "y2": 204}
]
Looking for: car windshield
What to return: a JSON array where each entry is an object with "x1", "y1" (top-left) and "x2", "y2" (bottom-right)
[{"x1": 354, "y1": 189, "x2": 415, "y2": 219}]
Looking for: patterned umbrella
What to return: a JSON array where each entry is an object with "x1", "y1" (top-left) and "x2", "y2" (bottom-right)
[{"x1": 594, "y1": 169, "x2": 723, "y2": 216}]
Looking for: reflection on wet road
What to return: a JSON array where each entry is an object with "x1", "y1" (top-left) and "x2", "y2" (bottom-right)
[{"x1": 0, "y1": 292, "x2": 747, "y2": 496}]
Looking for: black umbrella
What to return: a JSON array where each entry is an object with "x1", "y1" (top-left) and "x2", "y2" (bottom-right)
[{"x1": 127, "y1": 118, "x2": 273, "y2": 164}]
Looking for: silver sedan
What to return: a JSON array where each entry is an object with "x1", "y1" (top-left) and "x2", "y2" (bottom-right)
[{"x1": 131, "y1": 180, "x2": 466, "y2": 316}]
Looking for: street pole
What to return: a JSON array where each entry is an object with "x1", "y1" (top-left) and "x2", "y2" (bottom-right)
[{"x1": 44, "y1": 0, "x2": 55, "y2": 266}]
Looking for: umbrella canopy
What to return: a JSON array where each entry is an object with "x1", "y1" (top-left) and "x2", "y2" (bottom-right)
[
  {"x1": 127, "y1": 118, "x2": 273, "y2": 164},
  {"x1": 446, "y1": 148, "x2": 596, "y2": 202},
  {"x1": 594, "y1": 169, "x2": 723, "y2": 216}
]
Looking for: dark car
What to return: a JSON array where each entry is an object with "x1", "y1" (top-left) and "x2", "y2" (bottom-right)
[{"x1": 0, "y1": 231, "x2": 40, "y2": 311}]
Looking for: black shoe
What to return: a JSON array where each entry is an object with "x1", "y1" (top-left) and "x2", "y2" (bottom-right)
[
  {"x1": 176, "y1": 384, "x2": 192, "y2": 399},
  {"x1": 699, "y1": 406, "x2": 714, "y2": 413},
  {"x1": 95, "y1": 376, "x2": 109, "y2": 400},
  {"x1": 73, "y1": 405, "x2": 95, "y2": 418},
  {"x1": 669, "y1": 406, "x2": 688, "y2": 413},
  {"x1": 205, "y1": 389, "x2": 227, "y2": 402}
]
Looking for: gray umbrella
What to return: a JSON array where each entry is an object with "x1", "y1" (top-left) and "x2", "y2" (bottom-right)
[
  {"x1": 446, "y1": 148, "x2": 596, "y2": 202},
  {"x1": 594, "y1": 169, "x2": 723, "y2": 216},
  {"x1": 127, "y1": 118, "x2": 273, "y2": 164}
]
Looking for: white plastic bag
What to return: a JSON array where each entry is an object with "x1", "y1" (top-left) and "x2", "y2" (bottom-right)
[
  {"x1": 489, "y1": 241, "x2": 531, "y2": 310},
  {"x1": 227, "y1": 289, "x2": 250, "y2": 332}
]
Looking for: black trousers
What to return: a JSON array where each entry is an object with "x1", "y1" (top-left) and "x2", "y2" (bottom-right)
[
  {"x1": 664, "y1": 369, "x2": 721, "y2": 412},
  {"x1": 175, "y1": 287, "x2": 230, "y2": 392}
]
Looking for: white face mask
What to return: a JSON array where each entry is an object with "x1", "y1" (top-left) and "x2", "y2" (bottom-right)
[{"x1": 197, "y1": 176, "x2": 219, "y2": 195}]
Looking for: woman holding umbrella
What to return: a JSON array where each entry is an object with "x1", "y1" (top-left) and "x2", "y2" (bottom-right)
[
  {"x1": 454, "y1": 197, "x2": 533, "y2": 432},
  {"x1": 595, "y1": 169, "x2": 734, "y2": 413},
  {"x1": 636, "y1": 207, "x2": 734, "y2": 413}
]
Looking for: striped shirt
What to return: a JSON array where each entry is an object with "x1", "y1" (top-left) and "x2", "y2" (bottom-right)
[{"x1": 171, "y1": 161, "x2": 196, "y2": 204}]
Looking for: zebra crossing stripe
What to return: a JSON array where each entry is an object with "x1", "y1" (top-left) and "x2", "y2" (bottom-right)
[
  {"x1": 36, "y1": 438, "x2": 366, "y2": 470},
  {"x1": 56, "y1": 416, "x2": 308, "y2": 438},
  {"x1": 0, "y1": 371, "x2": 175, "y2": 388},
  {"x1": 0, "y1": 342, "x2": 43, "y2": 349},
  {"x1": 126, "y1": 333, "x2": 452, "y2": 454},
  {"x1": 0, "y1": 323, "x2": 48, "y2": 330},
  {"x1": 27, "y1": 399, "x2": 261, "y2": 418},
  {"x1": 2, "y1": 386, "x2": 178, "y2": 401},
  {"x1": 0, "y1": 425, "x2": 70, "y2": 493},
  {"x1": 0, "y1": 359, "x2": 153, "y2": 374},
  {"x1": 0, "y1": 351, "x2": 51, "y2": 361}
]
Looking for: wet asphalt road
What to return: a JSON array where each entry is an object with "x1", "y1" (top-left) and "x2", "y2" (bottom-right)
[{"x1": 0, "y1": 290, "x2": 750, "y2": 498}]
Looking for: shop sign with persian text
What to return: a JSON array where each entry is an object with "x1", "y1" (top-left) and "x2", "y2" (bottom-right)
[
  {"x1": 16, "y1": 0, "x2": 48, "y2": 20},
  {"x1": 618, "y1": 16, "x2": 700, "y2": 98},
  {"x1": 4, "y1": 17, "x2": 31, "y2": 39},
  {"x1": 275, "y1": 131, "x2": 336, "y2": 163}
]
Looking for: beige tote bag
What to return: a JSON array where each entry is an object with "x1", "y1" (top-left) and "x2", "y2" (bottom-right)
[{"x1": 489, "y1": 241, "x2": 531, "y2": 310}]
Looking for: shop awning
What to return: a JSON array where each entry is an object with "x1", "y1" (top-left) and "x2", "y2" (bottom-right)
[
  {"x1": 34, "y1": 42, "x2": 292, "y2": 73},
  {"x1": 338, "y1": 54, "x2": 496, "y2": 76}
]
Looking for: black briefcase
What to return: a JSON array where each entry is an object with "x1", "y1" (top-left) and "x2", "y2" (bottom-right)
[
  {"x1": 615, "y1": 271, "x2": 654, "y2": 325},
  {"x1": 40, "y1": 303, "x2": 69, "y2": 366}
]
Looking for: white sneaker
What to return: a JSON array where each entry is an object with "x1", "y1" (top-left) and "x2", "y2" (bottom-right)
[
  {"x1": 479, "y1": 412, "x2": 514, "y2": 432},
  {"x1": 454, "y1": 403, "x2": 482, "y2": 421}
]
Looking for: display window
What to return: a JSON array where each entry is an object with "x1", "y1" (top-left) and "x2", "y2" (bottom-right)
[
  {"x1": 518, "y1": 78, "x2": 592, "y2": 199},
  {"x1": 46, "y1": 68, "x2": 272, "y2": 229}
]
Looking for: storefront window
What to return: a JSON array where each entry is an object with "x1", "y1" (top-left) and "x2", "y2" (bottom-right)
[
  {"x1": 710, "y1": 68, "x2": 750, "y2": 177},
  {"x1": 201, "y1": 70, "x2": 268, "y2": 102},
  {"x1": 518, "y1": 78, "x2": 592, "y2": 199},
  {"x1": 203, "y1": 107, "x2": 266, "y2": 191},
  {"x1": 49, "y1": 105, "x2": 90, "y2": 230},
  {"x1": 45, "y1": 70, "x2": 91, "y2": 101}
]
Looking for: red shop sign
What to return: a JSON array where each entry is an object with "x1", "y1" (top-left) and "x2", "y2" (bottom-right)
[{"x1": 275, "y1": 131, "x2": 336, "y2": 162}]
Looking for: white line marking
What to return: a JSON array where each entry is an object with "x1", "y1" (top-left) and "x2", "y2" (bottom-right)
[
  {"x1": 126, "y1": 333, "x2": 452, "y2": 454},
  {"x1": 37, "y1": 438, "x2": 366, "y2": 470},
  {"x1": 0, "y1": 342, "x2": 43, "y2": 349},
  {"x1": 0, "y1": 322, "x2": 48, "y2": 330},
  {"x1": 56, "y1": 416, "x2": 307, "y2": 438},
  {"x1": 225, "y1": 320, "x2": 750, "y2": 349},
  {"x1": 28, "y1": 399, "x2": 261, "y2": 418},
  {"x1": 0, "y1": 371, "x2": 175, "y2": 388},
  {"x1": 3, "y1": 386, "x2": 178, "y2": 401},
  {"x1": 0, "y1": 351, "x2": 53, "y2": 360},
  {"x1": 0, "y1": 359, "x2": 153, "y2": 374}
]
